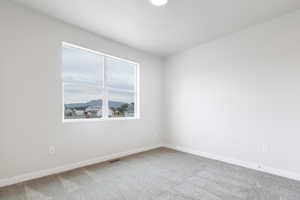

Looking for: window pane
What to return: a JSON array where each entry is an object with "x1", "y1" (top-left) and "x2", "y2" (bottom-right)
[
  {"x1": 62, "y1": 46, "x2": 103, "y2": 86},
  {"x1": 64, "y1": 84, "x2": 103, "y2": 119},
  {"x1": 106, "y1": 57, "x2": 136, "y2": 91},
  {"x1": 108, "y1": 90, "x2": 135, "y2": 118}
]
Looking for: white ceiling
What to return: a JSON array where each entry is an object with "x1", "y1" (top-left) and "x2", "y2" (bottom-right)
[{"x1": 11, "y1": 0, "x2": 300, "y2": 56}]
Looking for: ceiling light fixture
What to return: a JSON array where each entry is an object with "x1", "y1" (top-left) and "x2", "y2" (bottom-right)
[{"x1": 149, "y1": 0, "x2": 168, "y2": 7}]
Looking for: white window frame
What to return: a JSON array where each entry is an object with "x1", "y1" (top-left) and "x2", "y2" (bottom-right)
[{"x1": 62, "y1": 42, "x2": 140, "y2": 123}]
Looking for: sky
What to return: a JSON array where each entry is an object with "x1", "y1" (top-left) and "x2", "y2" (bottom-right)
[{"x1": 63, "y1": 46, "x2": 136, "y2": 104}]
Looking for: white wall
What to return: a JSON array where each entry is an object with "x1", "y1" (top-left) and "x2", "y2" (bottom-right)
[
  {"x1": 0, "y1": 0, "x2": 163, "y2": 180},
  {"x1": 164, "y1": 10, "x2": 300, "y2": 177}
]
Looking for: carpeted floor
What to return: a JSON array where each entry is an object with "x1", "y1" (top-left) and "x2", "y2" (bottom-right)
[{"x1": 1, "y1": 148, "x2": 300, "y2": 200}]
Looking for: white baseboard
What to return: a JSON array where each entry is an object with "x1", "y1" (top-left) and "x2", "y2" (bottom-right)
[
  {"x1": 0, "y1": 144, "x2": 162, "y2": 188},
  {"x1": 2, "y1": 144, "x2": 299, "y2": 188},
  {"x1": 163, "y1": 144, "x2": 300, "y2": 182}
]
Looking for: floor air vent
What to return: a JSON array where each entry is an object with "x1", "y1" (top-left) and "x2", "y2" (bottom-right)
[{"x1": 109, "y1": 158, "x2": 121, "y2": 163}]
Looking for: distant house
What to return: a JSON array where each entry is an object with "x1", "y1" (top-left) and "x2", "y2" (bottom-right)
[
  {"x1": 97, "y1": 110, "x2": 102, "y2": 117},
  {"x1": 65, "y1": 109, "x2": 73, "y2": 116},
  {"x1": 85, "y1": 106, "x2": 102, "y2": 117},
  {"x1": 75, "y1": 110, "x2": 84, "y2": 116}
]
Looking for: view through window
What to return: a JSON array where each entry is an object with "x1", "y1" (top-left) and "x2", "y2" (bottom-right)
[{"x1": 62, "y1": 43, "x2": 138, "y2": 121}]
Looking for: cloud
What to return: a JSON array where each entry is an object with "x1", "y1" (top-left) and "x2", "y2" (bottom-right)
[{"x1": 62, "y1": 46, "x2": 136, "y2": 104}]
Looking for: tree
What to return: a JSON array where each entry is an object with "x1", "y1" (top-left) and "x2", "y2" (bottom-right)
[{"x1": 121, "y1": 103, "x2": 129, "y2": 112}]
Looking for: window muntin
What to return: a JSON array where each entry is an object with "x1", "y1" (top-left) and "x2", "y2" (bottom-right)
[{"x1": 62, "y1": 43, "x2": 139, "y2": 121}]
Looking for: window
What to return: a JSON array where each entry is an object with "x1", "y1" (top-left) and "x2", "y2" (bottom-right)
[{"x1": 62, "y1": 42, "x2": 139, "y2": 121}]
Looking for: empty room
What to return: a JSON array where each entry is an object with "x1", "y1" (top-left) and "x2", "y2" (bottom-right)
[{"x1": 1, "y1": 0, "x2": 300, "y2": 199}]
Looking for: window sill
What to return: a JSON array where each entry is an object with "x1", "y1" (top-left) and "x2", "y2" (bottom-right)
[{"x1": 63, "y1": 117, "x2": 140, "y2": 123}]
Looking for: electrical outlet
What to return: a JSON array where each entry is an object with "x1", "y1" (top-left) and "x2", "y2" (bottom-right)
[
  {"x1": 262, "y1": 144, "x2": 269, "y2": 153},
  {"x1": 49, "y1": 146, "x2": 56, "y2": 155}
]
